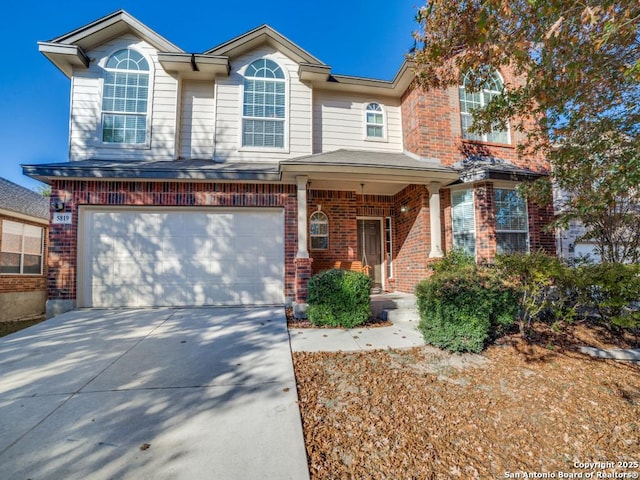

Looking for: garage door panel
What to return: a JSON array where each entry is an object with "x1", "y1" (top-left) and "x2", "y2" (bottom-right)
[{"x1": 82, "y1": 209, "x2": 284, "y2": 307}]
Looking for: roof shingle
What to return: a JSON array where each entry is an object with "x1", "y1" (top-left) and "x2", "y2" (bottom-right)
[{"x1": 0, "y1": 177, "x2": 49, "y2": 220}]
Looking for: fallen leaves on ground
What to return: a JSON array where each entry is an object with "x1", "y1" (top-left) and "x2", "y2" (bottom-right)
[{"x1": 293, "y1": 322, "x2": 640, "y2": 480}]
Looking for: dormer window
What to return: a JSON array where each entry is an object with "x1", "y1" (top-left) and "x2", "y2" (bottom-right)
[
  {"x1": 101, "y1": 49, "x2": 150, "y2": 144},
  {"x1": 242, "y1": 59, "x2": 286, "y2": 149},
  {"x1": 365, "y1": 103, "x2": 385, "y2": 139},
  {"x1": 459, "y1": 69, "x2": 509, "y2": 144}
]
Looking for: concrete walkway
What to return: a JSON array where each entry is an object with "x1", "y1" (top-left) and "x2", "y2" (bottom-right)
[
  {"x1": 0, "y1": 307, "x2": 309, "y2": 480},
  {"x1": 289, "y1": 317, "x2": 425, "y2": 352}
]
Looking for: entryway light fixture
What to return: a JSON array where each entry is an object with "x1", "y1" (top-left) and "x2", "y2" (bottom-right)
[
  {"x1": 51, "y1": 200, "x2": 65, "y2": 212},
  {"x1": 400, "y1": 205, "x2": 409, "y2": 213}
]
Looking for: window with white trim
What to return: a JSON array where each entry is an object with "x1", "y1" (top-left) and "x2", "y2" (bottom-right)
[
  {"x1": 365, "y1": 103, "x2": 384, "y2": 139},
  {"x1": 1, "y1": 220, "x2": 44, "y2": 275},
  {"x1": 451, "y1": 189, "x2": 476, "y2": 257},
  {"x1": 309, "y1": 211, "x2": 329, "y2": 250},
  {"x1": 494, "y1": 188, "x2": 529, "y2": 254},
  {"x1": 102, "y1": 49, "x2": 150, "y2": 144},
  {"x1": 242, "y1": 59, "x2": 286, "y2": 148},
  {"x1": 459, "y1": 70, "x2": 509, "y2": 144}
]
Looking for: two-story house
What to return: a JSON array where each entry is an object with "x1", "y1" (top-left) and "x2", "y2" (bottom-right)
[{"x1": 25, "y1": 10, "x2": 555, "y2": 317}]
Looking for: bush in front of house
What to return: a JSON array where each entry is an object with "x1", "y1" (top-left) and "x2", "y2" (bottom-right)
[
  {"x1": 497, "y1": 252, "x2": 640, "y2": 331},
  {"x1": 416, "y1": 254, "x2": 518, "y2": 353},
  {"x1": 307, "y1": 269, "x2": 372, "y2": 328},
  {"x1": 495, "y1": 251, "x2": 578, "y2": 333},
  {"x1": 574, "y1": 262, "x2": 640, "y2": 329}
]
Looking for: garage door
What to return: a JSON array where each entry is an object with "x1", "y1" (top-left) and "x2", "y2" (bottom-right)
[{"x1": 79, "y1": 208, "x2": 284, "y2": 307}]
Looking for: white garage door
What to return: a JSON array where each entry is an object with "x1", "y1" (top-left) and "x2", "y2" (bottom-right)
[{"x1": 79, "y1": 208, "x2": 284, "y2": 307}]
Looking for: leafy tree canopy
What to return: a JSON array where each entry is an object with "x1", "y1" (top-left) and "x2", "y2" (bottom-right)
[{"x1": 411, "y1": 0, "x2": 640, "y2": 262}]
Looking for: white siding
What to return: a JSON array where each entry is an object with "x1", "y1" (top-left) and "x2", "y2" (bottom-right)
[
  {"x1": 213, "y1": 46, "x2": 312, "y2": 162},
  {"x1": 179, "y1": 80, "x2": 215, "y2": 159},
  {"x1": 312, "y1": 90, "x2": 403, "y2": 153},
  {"x1": 69, "y1": 34, "x2": 178, "y2": 162}
]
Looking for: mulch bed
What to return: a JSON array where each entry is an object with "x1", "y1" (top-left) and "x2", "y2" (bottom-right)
[
  {"x1": 0, "y1": 316, "x2": 46, "y2": 338},
  {"x1": 293, "y1": 320, "x2": 640, "y2": 479}
]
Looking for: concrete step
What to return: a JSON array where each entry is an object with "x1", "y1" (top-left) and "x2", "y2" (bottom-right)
[
  {"x1": 381, "y1": 308, "x2": 420, "y2": 323},
  {"x1": 370, "y1": 293, "x2": 417, "y2": 318}
]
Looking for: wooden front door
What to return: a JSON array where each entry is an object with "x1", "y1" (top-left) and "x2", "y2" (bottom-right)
[{"x1": 357, "y1": 218, "x2": 383, "y2": 290}]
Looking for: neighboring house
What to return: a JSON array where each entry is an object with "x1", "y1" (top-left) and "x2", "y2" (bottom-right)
[
  {"x1": 25, "y1": 10, "x2": 555, "y2": 317},
  {"x1": 556, "y1": 219, "x2": 601, "y2": 263},
  {"x1": 0, "y1": 178, "x2": 49, "y2": 321}
]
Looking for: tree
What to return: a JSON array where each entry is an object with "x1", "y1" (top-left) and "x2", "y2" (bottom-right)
[
  {"x1": 35, "y1": 185, "x2": 51, "y2": 197},
  {"x1": 411, "y1": 0, "x2": 640, "y2": 263}
]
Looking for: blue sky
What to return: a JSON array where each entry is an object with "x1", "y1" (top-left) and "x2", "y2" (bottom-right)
[{"x1": 0, "y1": 1, "x2": 418, "y2": 190}]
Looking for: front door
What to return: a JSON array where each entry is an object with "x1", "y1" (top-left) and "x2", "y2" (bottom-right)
[{"x1": 357, "y1": 218, "x2": 383, "y2": 291}]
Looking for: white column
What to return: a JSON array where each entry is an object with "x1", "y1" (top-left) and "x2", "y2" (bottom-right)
[
  {"x1": 296, "y1": 176, "x2": 309, "y2": 258},
  {"x1": 428, "y1": 182, "x2": 444, "y2": 258}
]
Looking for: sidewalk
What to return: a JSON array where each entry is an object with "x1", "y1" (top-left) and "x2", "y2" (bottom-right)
[{"x1": 289, "y1": 318, "x2": 425, "y2": 352}]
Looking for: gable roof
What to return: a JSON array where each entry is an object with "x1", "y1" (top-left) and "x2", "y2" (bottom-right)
[
  {"x1": 0, "y1": 178, "x2": 49, "y2": 221},
  {"x1": 39, "y1": 10, "x2": 415, "y2": 94},
  {"x1": 205, "y1": 24, "x2": 324, "y2": 65},
  {"x1": 38, "y1": 9, "x2": 183, "y2": 78}
]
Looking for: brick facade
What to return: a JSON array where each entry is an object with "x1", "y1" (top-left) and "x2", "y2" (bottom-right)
[
  {"x1": 307, "y1": 190, "x2": 358, "y2": 264},
  {"x1": 401, "y1": 67, "x2": 550, "y2": 175},
  {"x1": 48, "y1": 180, "x2": 298, "y2": 303},
  {"x1": 392, "y1": 185, "x2": 431, "y2": 292}
]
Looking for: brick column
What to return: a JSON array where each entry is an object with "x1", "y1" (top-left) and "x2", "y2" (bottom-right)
[
  {"x1": 294, "y1": 257, "x2": 313, "y2": 303},
  {"x1": 474, "y1": 182, "x2": 497, "y2": 263}
]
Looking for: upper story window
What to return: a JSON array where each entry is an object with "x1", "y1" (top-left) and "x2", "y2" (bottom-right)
[
  {"x1": 451, "y1": 189, "x2": 476, "y2": 257},
  {"x1": 365, "y1": 103, "x2": 385, "y2": 139},
  {"x1": 102, "y1": 49, "x2": 150, "y2": 144},
  {"x1": 309, "y1": 211, "x2": 329, "y2": 250},
  {"x1": 242, "y1": 59, "x2": 286, "y2": 149},
  {"x1": 459, "y1": 70, "x2": 510, "y2": 144},
  {"x1": 494, "y1": 188, "x2": 529, "y2": 254},
  {"x1": 1, "y1": 220, "x2": 44, "y2": 275}
]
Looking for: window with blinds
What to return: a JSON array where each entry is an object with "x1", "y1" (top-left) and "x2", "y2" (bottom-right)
[
  {"x1": 101, "y1": 49, "x2": 150, "y2": 144},
  {"x1": 1, "y1": 220, "x2": 43, "y2": 275},
  {"x1": 494, "y1": 188, "x2": 529, "y2": 254},
  {"x1": 451, "y1": 189, "x2": 476, "y2": 257},
  {"x1": 242, "y1": 59, "x2": 286, "y2": 149}
]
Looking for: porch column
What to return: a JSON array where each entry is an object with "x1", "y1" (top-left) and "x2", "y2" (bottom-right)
[
  {"x1": 296, "y1": 176, "x2": 309, "y2": 258},
  {"x1": 294, "y1": 175, "x2": 312, "y2": 311},
  {"x1": 428, "y1": 182, "x2": 444, "y2": 258}
]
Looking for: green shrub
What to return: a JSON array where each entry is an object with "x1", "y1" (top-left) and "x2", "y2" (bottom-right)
[
  {"x1": 574, "y1": 262, "x2": 640, "y2": 329},
  {"x1": 307, "y1": 269, "x2": 371, "y2": 328},
  {"x1": 495, "y1": 252, "x2": 577, "y2": 332},
  {"x1": 416, "y1": 259, "x2": 518, "y2": 353},
  {"x1": 430, "y1": 248, "x2": 476, "y2": 274}
]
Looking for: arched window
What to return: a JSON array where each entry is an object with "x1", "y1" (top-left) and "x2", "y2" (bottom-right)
[
  {"x1": 102, "y1": 49, "x2": 150, "y2": 144},
  {"x1": 309, "y1": 211, "x2": 329, "y2": 250},
  {"x1": 365, "y1": 102, "x2": 385, "y2": 139},
  {"x1": 242, "y1": 59, "x2": 286, "y2": 148},
  {"x1": 458, "y1": 69, "x2": 509, "y2": 144}
]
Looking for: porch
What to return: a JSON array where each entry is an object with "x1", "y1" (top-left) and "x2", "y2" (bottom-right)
[{"x1": 280, "y1": 149, "x2": 459, "y2": 305}]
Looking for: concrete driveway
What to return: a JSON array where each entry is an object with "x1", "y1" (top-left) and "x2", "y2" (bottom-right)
[{"x1": 0, "y1": 307, "x2": 309, "y2": 480}]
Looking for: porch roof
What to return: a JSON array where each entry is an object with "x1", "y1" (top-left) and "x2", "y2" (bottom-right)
[
  {"x1": 22, "y1": 159, "x2": 282, "y2": 184},
  {"x1": 452, "y1": 156, "x2": 547, "y2": 184},
  {"x1": 280, "y1": 149, "x2": 458, "y2": 195}
]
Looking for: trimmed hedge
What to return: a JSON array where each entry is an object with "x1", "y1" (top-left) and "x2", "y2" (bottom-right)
[
  {"x1": 307, "y1": 269, "x2": 371, "y2": 328},
  {"x1": 416, "y1": 259, "x2": 518, "y2": 353}
]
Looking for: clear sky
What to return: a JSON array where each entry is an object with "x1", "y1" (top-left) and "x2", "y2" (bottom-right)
[{"x1": 0, "y1": 0, "x2": 418, "y2": 190}]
